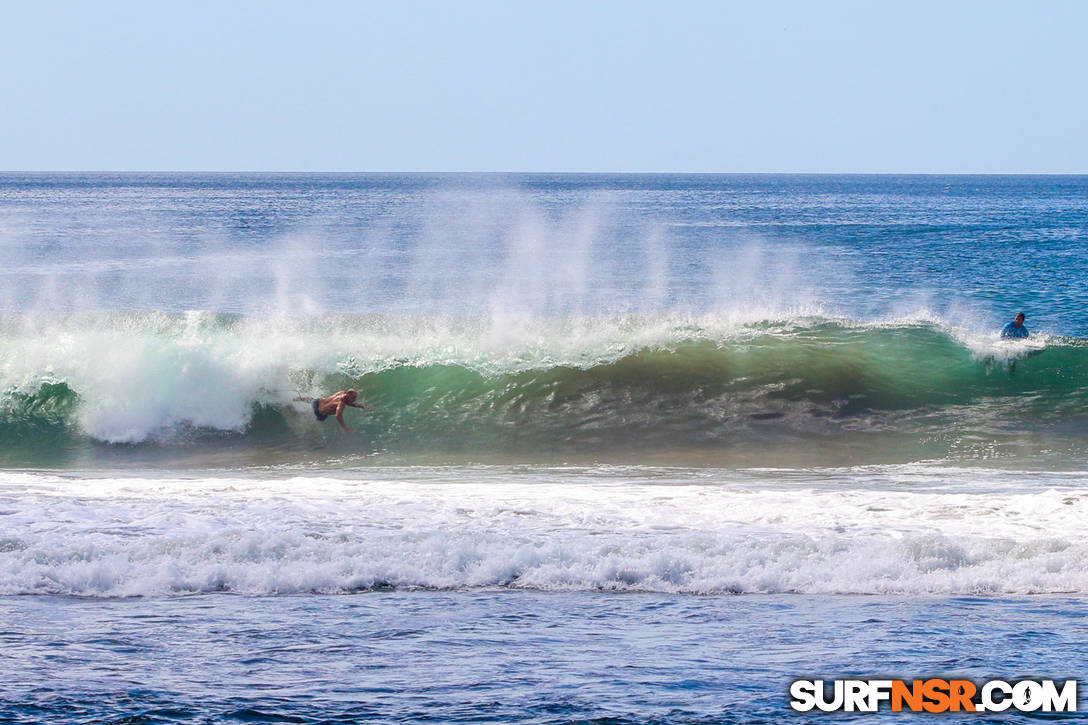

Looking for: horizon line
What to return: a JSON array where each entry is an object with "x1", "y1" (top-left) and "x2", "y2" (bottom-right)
[{"x1": 2, "y1": 170, "x2": 1087, "y2": 176}]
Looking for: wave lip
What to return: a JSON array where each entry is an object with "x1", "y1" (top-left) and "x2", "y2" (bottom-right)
[{"x1": 2, "y1": 312, "x2": 1086, "y2": 464}]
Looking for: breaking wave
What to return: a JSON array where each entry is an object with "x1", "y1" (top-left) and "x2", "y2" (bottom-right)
[{"x1": 2, "y1": 311, "x2": 1084, "y2": 465}]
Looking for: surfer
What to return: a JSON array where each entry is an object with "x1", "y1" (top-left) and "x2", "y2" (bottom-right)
[
  {"x1": 295, "y1": 389, "x2": 365, "y2": 432},
  {"x1": 1000, "y1": 312, "x2": 1029, "y2": 339}
]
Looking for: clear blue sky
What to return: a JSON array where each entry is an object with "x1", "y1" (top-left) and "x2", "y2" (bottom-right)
[{"x1": 2, "y1": 0, "x2": 1085, "y2": 172}]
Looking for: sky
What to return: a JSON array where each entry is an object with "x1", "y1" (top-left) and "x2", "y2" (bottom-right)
[{"x1": 1, "y1": 0, "x2": 1085, "y2": 173}]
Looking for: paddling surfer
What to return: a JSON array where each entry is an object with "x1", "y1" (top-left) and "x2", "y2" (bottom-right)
[{"x1": 295, "y1": 389, "x2": 365, "y2": 432}]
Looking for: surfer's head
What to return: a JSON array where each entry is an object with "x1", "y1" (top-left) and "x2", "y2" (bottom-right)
[
  {"x1": 345, "y1": 389, "x2": 358, "y2": 403},
  {"x1": 1015, "y1": 312, "x2": 1026, "y2": 324}
]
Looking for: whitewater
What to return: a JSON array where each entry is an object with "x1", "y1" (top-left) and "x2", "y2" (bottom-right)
[
  {"x1": 2, "y1": 173, "x2": 1088, "y2": 722},
  {"x1": 5, "y1": 466, "x2": 1088, "y2": 598},
  {"x1": 1, "y1": 312, "x2": 1079, "y2": 464}
]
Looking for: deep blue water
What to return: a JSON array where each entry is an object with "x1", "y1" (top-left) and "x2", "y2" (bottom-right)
[
  {"x1": 4, "y1": 593, "x2": 1088, "y2": 724},
  {"x1": 2, "y1": 174, "x2": 1088, "y2": 723},
  {"x1": 2, "y1": 173, "x2": 1086, "y2": 331}
]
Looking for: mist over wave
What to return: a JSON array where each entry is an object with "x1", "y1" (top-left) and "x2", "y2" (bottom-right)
[
  {"x1": 2, "y1": 310, "x2": 1083, "y2": 466},
  {"x1": 5, "y1": 175, "x2": 1081, "y2": 468},
  {"x1": 4, "y1": 165, "x2": 1088, "y2": 722}
]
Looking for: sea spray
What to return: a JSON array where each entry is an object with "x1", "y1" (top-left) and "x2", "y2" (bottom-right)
[{"x1": 1, "y1": 311, "x2": 1082, "y2": 465}]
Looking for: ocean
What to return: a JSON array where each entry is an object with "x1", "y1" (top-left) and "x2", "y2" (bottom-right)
[{"x1": 1, "y1": 173, "x2": 1087, "y2": 722}]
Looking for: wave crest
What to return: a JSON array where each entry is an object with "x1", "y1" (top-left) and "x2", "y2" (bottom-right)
[{"x1": 2, "y1": 312, "x2": 1084, "y2": 464}]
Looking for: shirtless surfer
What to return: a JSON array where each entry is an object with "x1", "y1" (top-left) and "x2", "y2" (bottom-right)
[{"x1": 295, "y1": 389, "x2": 365, "y2": 432}]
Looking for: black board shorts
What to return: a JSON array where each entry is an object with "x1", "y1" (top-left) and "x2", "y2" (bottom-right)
[{"x1": 312, "y1": 399, "x2": 328, "y2": 421}]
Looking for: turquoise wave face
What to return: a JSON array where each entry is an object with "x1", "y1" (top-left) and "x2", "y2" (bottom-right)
[
  {"x1": 2, "y1": 312, "x2": 1086, "y2": 467},
  {"x1": 0, "y1": 381, "x2": 81, "y2": 449}
]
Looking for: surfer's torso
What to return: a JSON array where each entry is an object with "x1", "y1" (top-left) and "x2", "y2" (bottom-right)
[{"x1": 1001, "y1": 321, "x2": 1029, "y2": 339}]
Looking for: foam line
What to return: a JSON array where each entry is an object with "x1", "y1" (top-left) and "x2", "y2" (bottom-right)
[{"x1": 1, "y1": 471, "x2": 1085, "y2": 596}]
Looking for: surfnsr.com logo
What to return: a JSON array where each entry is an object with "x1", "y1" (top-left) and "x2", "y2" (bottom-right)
[{"x1": 790, "y1": 679, "x2": 1077, "y2": 713}]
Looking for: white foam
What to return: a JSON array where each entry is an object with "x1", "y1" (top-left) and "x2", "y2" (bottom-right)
[
  {"x1": 0, "y1": 307, "x2": 1065, "y2": 444},
  {"x1": 2, "y1": 467, "x2": 1086, "y2": 596},
  {"x1": 0, "y1": 309, "x2": 825, "y2": 443}
]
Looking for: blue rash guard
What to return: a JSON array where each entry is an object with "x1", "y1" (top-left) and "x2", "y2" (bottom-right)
[{"x1": 1001, "y1": 321, "x2": 1029, "y2": 339}]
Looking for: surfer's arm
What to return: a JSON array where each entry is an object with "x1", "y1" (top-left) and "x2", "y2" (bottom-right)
[{"x1": 335, "y1": 402, "x2": 353, "y2": 432}]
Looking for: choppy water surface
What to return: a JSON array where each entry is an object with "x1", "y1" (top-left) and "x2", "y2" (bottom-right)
[
  {"x1": 2, "y1": 174, "x2": 1087, "y2": 722},
  {"x1": 4, "y1": 593, "x2": 1088, "y2": 723}
]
